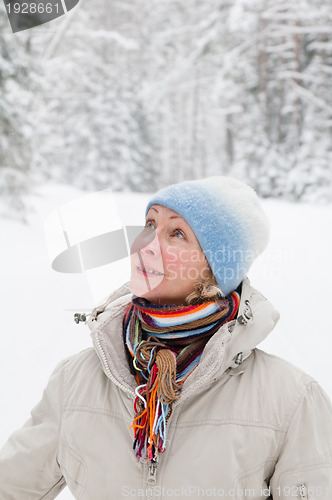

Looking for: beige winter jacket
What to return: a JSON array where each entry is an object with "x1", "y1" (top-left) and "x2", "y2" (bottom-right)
[{"x1": 1, "y1": 277, "x2": 332, "y2": 499}]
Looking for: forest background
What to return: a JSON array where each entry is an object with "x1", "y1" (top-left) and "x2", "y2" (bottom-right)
[{"x1": 1, "y1": 0, "x2": 332, "y2": 214}]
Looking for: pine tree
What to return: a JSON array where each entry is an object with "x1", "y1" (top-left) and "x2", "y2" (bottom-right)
[
  {"x1": 33, "y1": 1, "x2": 158, "y2": 194},
  {"x1": 0, "y1": 7, "x2": 38, "y2": 216}
]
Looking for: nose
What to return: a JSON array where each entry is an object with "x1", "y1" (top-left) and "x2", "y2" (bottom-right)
[{"x1": 140, "y1": 231, "x2": 160, "y2": 256}]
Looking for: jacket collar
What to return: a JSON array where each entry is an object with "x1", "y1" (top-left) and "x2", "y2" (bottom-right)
[{"x1": 87, "y1": 277, "x2": 280, "y2": 400}]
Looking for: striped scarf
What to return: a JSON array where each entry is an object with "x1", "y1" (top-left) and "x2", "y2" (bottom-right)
[{"x1": 123, "y1": 292, "x2": 240, "y2": 465}]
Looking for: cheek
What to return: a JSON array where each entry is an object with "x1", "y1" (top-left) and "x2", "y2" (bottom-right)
[
  {"x1": 163, "y1": 247, "x2": 187, "y2": 267},
  {"x1": 163, "y1": 248, "x2": 205, "y2": 273}
]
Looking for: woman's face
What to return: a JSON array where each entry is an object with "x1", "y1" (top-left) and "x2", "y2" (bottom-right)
[{"x1": 130, "y1": 204, "x2": 210, "y2": 305}]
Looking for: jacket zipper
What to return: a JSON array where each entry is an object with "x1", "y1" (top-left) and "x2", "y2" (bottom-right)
[
  {"x1": 94, "y1": 334, "x2": 135, "y2": 399},
  {"x1": 147, "y1": 462, "x2": 157, "y2": 483},
  {"x1": 145, "y1": 461, "x2": 157, "y2": 500},
  {"x1": 96, "y1": 334, "x2": 160, "y2": 498},
  {"x1": 144, "y1": 406, "x2": 179, "y2": 498},
  {"x1": 144, "y1": 408, "x2": 178, "y2": 499}
]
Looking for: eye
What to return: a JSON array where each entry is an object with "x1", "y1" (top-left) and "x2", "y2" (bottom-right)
[
  {"x1": 145, "y1": 219, "x2": 155, "y2": 230},
  {"x1": 172, "y1": 229, "x2": 185, "y2": 239}
]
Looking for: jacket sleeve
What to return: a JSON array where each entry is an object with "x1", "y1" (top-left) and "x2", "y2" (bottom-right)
[
  {"x1": 270, "y1": 380, "x2": 332, "y2": 499},
  {"x1": 0, "y1": 358, "x2": 69, "y2": 499}
]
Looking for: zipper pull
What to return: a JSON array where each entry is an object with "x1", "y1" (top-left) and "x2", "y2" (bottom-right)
[
  {"x1": 147, "y1": 461, "x2": 157, "y2": 486},
  {"x1": 237, "y1": 300, "x2": 253, "y2": 325},
  {"x1": 74, "y1": 312, "x2": 88, "y2": 324}
]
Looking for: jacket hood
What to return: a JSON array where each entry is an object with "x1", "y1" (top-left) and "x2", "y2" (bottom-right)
[{"x1": 86, "y1": 277, "x2": 280, "y2": 402}]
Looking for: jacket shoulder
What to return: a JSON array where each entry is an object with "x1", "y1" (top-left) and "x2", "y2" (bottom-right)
[
  {"x1": 64, "y1": 347, "x2": 100, "y2": 373},
  {"x1": 231, "y1": 348, "x2": 322, "y2": 432},
  {"x1": 253, "y1": 348, "x2": 316, "y2": 387},
  {"x1": 255, "y1": 349, "x2": 323, "y2": 418},
  {"x1": 60, "y1": 348, "x2": 111, "y2": 408}
]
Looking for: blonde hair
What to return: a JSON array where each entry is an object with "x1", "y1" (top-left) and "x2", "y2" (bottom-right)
[{"x1": 185, "y1": 267, "x2": 225, "y2": 305}]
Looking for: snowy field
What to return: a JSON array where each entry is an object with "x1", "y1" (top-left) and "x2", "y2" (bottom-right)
[{"x1": 0, "y1": 184, "x2": 331, "y2": 500}]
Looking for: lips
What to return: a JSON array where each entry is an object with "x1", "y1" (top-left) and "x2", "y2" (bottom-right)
[{"x1": 136, "y1": 265, "x2": 164, "y2": 276}]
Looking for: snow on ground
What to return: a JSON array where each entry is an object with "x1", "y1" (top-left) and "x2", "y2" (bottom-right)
[{"x1": 0, "y1": 184, "x2": 331, "y2": 499}]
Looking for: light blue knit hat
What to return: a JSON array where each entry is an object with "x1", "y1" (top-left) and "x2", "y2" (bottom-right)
[{"x1": 146, "y1": 176, "x2": 269, "y2": 296}]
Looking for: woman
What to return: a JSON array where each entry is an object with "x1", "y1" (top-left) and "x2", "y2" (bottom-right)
[{"x1": 0, "y1": 176, "x2": 331, "y2": 499}]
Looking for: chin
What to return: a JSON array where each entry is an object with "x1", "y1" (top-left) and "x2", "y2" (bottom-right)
[
  {"x1": 130, "y1": 282, "x2": 167, "y2": 304},
  {"x1": 129, "y1": 276, "x2": 162, "y2": 299}
]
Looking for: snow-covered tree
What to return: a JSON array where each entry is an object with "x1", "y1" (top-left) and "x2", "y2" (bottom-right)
[
  {"x1": 0, "y1": 7, "x2": 39, "y2": 215},
  {"x1": 32, "y1": 1, "x2": 158, "y2": 193}
]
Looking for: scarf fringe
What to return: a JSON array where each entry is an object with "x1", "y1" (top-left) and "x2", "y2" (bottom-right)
[{"x1": 124, "y1": 293, "x2": 240, "y2": 463}]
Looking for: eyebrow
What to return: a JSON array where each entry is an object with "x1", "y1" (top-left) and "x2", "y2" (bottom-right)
[{"x1": 150, "y1": 206, "x2": 181, "y2": 219}]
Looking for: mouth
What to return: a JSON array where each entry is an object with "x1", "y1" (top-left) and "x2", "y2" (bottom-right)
[{"x1": 136, "y1": 265, "x2": 164, "y2": 277}]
